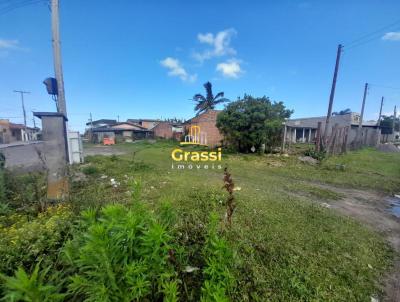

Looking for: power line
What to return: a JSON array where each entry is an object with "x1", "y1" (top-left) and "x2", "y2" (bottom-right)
[
  {"x1": 369, "y1": 83, "x2": 400, "y2": 91},
  {"x1": 0, "y1": 0, "x2": 46, "y2": 15},
  {"x1": 345, "y1": 18, "x2": 400, "y2": 47},
  {"x1": 343, "y1": 18, "x2": 400, "y2": 51}
]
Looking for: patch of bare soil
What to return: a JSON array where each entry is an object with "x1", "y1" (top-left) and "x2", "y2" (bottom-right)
[
  {"x1": 83, "y1": 145, "x2": 127, "y2": 156},
  {"x1": 311, "y1": 183, "x2": 400, "y2": 302}
]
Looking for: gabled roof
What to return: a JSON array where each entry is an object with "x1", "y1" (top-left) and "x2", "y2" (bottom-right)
[
  {"x1": 127, "y1": 118, "x2": 161, "y2": 123},
  {"x1": 184, "y1": 109, "x2": 222, "y2": 124},
  {"x1": 86, "y1": 119, "x2": 117, "y2": 126}
]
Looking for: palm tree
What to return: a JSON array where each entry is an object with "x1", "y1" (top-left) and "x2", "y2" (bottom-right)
[{"x1": 192, "y1": 81, "x2": 229, "y2": 115}]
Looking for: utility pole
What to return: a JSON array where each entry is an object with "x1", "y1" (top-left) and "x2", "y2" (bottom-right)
[
  {"x1": 51, "y1": 0, "x2": 67, "y2": 117},
  {"x1": 377, "y1": 96, "x2": 384, "y2": 125},
  {"x1": 89, "y1": 112, "x2": 93, "y2": 128},
  {"x1": 356, "y1": 83, "x2": 368, "y2": 147},
  {"x1": 323, "y1": 44, "x2": 343, "y2": 146},
  {"x1": 393, "y1": 105, "x2": 397, "y2": 138},
  {"x1": 377, "y1": 96, "x2": 384, "y2": 145},
  {"x1": 13, "y1": 90, "x2": 30, "y2": 141}
]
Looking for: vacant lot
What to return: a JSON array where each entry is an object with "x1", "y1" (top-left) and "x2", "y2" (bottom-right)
[
  {"x1": 76, "y1": 141, "x2": 400, "y2": 301},
  {"x1": 1, "y1": 140, "x2": 399, "y2": 301}
]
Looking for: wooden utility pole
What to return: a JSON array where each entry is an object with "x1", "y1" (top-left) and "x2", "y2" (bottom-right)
[
  {"x1": 13, "y1": 90, "x2": 30, "y2": 141},
  {"x1": 356, "y1": 83, "x2": 368, "y2": 148},
  {"x1": 393, "y1": 105, "x2": 397, "y2": 137},
  {"x1": 377, "y1": 96, "x2": 384, "y2": 145},
  {"x1": 323, "y1": 44, "x2": 343, "y2": 146},
  {"x1": 51, "y1": 0, "x2": 67, "y2": 117}
]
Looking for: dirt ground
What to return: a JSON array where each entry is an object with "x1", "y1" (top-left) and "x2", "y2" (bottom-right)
[
  {"x1": 83, "y1": 145, "x2": 127, "y2": 157},
  {"x1": 311, "y1": 183, "x2": 400, "y2": 302}
]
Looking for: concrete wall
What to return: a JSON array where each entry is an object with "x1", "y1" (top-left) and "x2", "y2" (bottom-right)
[{"x1": 0, "y1": 141, "x2": 45, "y2": 173}]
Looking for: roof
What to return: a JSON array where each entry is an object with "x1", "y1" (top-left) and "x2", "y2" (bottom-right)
[
  {"x1": 184, "y1": 109, "x2": 222, "y2": 124},
  {"x1": 127, "y1": 118, "x2": 161, "y2": 123},
  {"x1": 91, "y1": 122, "x2": 150, "y2": 132},
  {"x1": 86, "y1": 119, "x2": 117, "y2": 126}
]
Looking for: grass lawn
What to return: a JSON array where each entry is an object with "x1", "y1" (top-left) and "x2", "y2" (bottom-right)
[{"x1": 67, "y1": 140, "x2": 400, "y2": 301}]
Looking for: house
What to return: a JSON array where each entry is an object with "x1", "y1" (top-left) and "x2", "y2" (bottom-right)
[
  {"x1": 184, "y1": 110, "x2": 223, "y2": 147},
  {"x1": 86, "y1": 119, "x2": 117, "y2": 128},
  {"x1": 127, "y1": 118, "x2": 160, "y2": 130},
  {"x1": 152, "y1": 121, "x2": 183, "y2": 140},
  {"x1": 0, "y1": 119, "x2": 40, "y2": 144},
  {"x1": 284, "y1": 112, "x2": 380, "y2": 147},
  {"x1": 90, "y1": 122, "x2": 152, "y2": 143}
]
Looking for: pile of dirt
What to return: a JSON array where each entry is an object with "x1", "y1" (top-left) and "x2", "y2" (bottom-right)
[{"x1": 377, "y1": 144, "x2": 400, "y2": 153}]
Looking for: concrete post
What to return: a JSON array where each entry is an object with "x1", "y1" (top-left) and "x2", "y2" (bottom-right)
[{"x1": 33, "y1": 112, "x2": 69, "y2": 200}]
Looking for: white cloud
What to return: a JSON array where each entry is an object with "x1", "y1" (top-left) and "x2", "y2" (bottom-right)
[
  {"x1": 0, "y1": 39, "x2": 19, "y2": 49},
  {"x1": 216, "y1": 59, "x2": 242, "y2": 78},
  {"x1": 382, "y1": 32, "x2": 400, "y2": 41},
  {"x1": 194, "y1": 28, "x2": 237, "y2": 62},
  {"x1": 160, "y1": 57, "x2": 197, "y2": 82}
]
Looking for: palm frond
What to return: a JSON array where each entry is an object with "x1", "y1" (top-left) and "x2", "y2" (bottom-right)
[
  {"x1": 193, "y1": 94, "x2": 206, "y2": 103},
  {"x1": 214, "y1": 92, "x2": 225, "y2": 100},
  {"x1": 203, "y1": 82, "x2": 214, "y2": 101}
]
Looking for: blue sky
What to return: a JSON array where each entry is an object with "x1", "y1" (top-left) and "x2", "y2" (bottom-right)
[{"x1": 1, "y1": 0, "x2": 400, "y2": 132}]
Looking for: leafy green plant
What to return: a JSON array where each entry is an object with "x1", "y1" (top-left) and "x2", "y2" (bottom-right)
[
  {"x1": 304, "y1": 149, "x2": 326, "y2": 161},
  {"x1": 201, "y1": 213, "x2": 235, "y2": 301},
  {"x1": 0, "y1": 263, "x2": 64, "y2": 302},
  {"x1": 0, "y1": 204, "x2": 73, "y2": 275},
  {"x1": 81, "y1": 165, "x2": 99, "y2": 176},
  {"x1": 63, "y1": 203, "x2": 179, "y2": 301}
]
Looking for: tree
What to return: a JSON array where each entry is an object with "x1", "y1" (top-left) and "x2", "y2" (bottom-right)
[
  {"x1": 380, "y1": 115, "x2": 400, "y2": 134},
  {"x1": 332, "y1": 108, "x2": 351, "y2": 116},
  {"x1": 192, "y1": 82, "x2": 229, "y2": 115},
  {"x1": 216, "y1": 95, "x2": 293, "y2": 153}
]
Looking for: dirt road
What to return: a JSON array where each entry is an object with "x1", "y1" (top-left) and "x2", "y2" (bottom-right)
[{"x1": 313, "y1": 184, "x2": 400, "y2": 301}]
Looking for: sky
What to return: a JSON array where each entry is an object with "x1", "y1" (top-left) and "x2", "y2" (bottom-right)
[{"x1": 1, "y1": 0, "x2": 400, "y2": 132}]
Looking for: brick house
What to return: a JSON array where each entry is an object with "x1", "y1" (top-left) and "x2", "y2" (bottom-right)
[
  {"x1": 127, "y1": 118, "x2": 160, "y2": 130},
  {"x1": 152, "y1": 122, "x2": 183, "y2": 140},
  {"x1": 184, "y1": 110, "x2": 223, "y2": 147}
]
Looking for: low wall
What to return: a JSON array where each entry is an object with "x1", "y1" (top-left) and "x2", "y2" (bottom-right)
[{"x1": 0, "y1": 141, "x2": 46, "y2": 173}]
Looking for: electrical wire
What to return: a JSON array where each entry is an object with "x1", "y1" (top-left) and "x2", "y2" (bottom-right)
[
  {"x1": 0, "y1": 0, "x2": 46, "y2": 15},
  {"x1": 345, "y1": 18, "x2": 400, "y2": 47},
  {"x1": 369, "y1": 84, "x2": 400, "y2": 91},
  {"x1": 343, "y1": 18, "x2": 400, "y2": 51}
]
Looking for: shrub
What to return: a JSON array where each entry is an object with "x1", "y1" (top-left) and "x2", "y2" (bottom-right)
[
  {"x1": 62, "y1": 203, "x2": 179, "y2": 301},
  {"x1": 0, "y1": 204, "x2": 74, "y2": 276},
  {"x1": 216, "y1": 94, "x2": 292, "y2": 153},
  {"x1": 304, "y1": 149, "x2": 326, "y2": 161}
]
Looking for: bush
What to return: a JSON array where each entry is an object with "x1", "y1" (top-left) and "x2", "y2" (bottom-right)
[
  {"x1": 62, "y1": 204, "x2": 180, "y2": 301},
  {"x1": 0, "y1": 204, "x2": 74, "y2": 276},
  {"x1": 216, "y1": 94, "x2": 292, "y2": 153},
  {"x1": 304, "y1": 149, "x2": 326, "y2": 161}
]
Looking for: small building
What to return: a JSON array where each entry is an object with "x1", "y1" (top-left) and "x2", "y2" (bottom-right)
[
  {"x1": 152, "y1": 121, "x2": 183, "y2": 140},
  {"x1": 127, "y1": 118, "x2": 161, "y2": 130},
  {"x1": 284, "y1": 112, "x2": 379, "y2": 147},
  {"x1": 91, "y1": 122, "x2": 152, "y2": 143},
  {"x1": 184, "y1": 110, "x2": 223, "y2": 147},
  {"x1": 86, "y1": 119, "x2": 117, "y2": 128},
  {"x1": 0, "y1": 119, "x2": 40, "y2": 144}
]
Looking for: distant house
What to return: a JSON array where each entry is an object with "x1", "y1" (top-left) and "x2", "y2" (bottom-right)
[
  {"x1": 86, "y1": 119, "x2": 117, "y2": 128},
  {"x1": 91, "y1": 122, "x2": 152, "y2": 143},
  {"x1": 184, "y1": 110, "x2": 223, "y2": 147},
  {"x1": 0, "y1": 119, "x2": 40, "y2": 144},
  {"x1": 284, "y1": 112, "x2": 380, "y2": 146},
  {"x1": 152, "y1": 121, "x2": 183, "y2": 140},
  {"x1": 127, "y1": 119, "x2": 160, "y2": 130}
]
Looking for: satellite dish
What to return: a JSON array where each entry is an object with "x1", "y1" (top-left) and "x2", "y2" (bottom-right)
[{"x1": 43, "y1": 77, "x2": 58, "y2": 95}]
